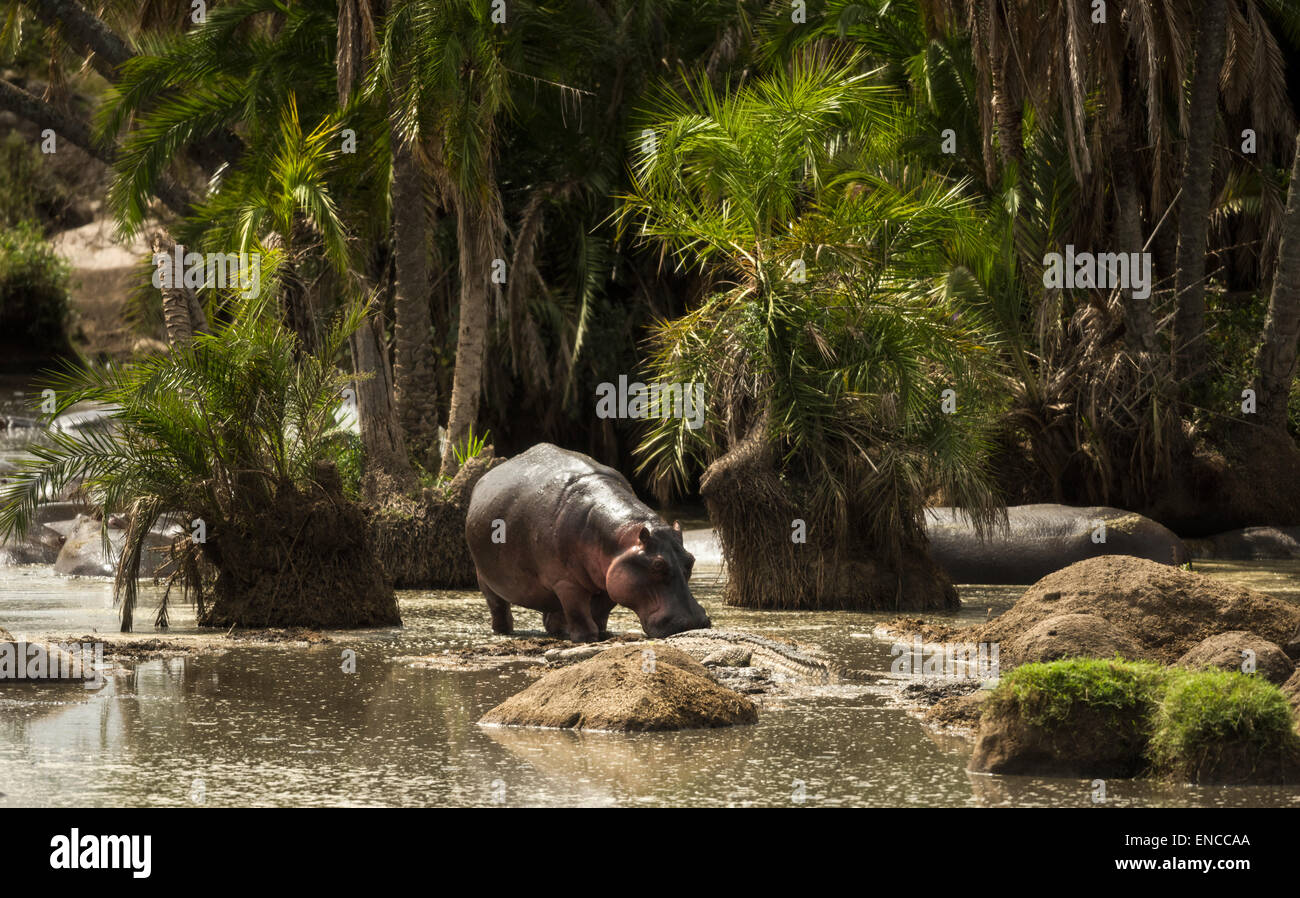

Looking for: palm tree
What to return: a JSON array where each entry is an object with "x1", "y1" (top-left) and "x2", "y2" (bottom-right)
[
  {"x1": 339, "y1": 0, "x2": 441, "y2": 465},
  {"x1": 1254, "y1": 130, "x2": 1300, "y2": 431},
  {"x1": 0, "y1": 296, "x2": 398, "y2": 631},
  {"x1": 95, "y1": 0, "x2": 420, "y2": 490},
  {"x1": 376, "y1": 0, "x2": 514, "y2": 478},
  {"x1": 1171, "y1": 0, "x2": 1228, "y2": 387},
  {"x1": 623, "y1": 53, "x2": 1003, "y2": 609}
]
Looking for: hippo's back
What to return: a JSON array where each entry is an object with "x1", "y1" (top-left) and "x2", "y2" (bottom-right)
[
  {"x1": 924, "y1": 503, "x2": 1188, "y2": 584},
  {"x1": 467, "y1": 443, "x2": 647, "y2": 561}
]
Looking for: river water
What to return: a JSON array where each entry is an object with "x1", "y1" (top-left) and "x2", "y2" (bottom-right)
[
  {"x1": 2, "y1": 559, "x2": 1299, "y2": 807},
  {"x1": 3, "y1": 378, "x2": 1300, "y2": 806}
]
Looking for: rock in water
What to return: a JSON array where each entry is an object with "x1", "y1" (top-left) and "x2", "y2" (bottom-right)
[
  {"x1": 479, "y1": 644, "x2": 758, "y2": 732},
  {"x1": 1005, "y1": 612, "x2": 1144, "y2": 666},
  {"x1": 1175, "y1": 631, "x2": 1295, "y2": 685},
  {"x1": 971, "y1": 556, "x2": 1300, "y2": 667}
]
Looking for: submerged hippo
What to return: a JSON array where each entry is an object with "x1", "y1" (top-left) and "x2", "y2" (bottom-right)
[
  {"x1": 924, "y1": 504, "x2": 1189, "y2": 585},
  {"x1": 466, "y1": 443, "x2": 711, "y2": 642}
]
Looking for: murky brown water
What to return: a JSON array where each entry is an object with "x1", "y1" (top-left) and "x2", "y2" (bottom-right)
[{"x1": 3, "y1": 559, "x2": 1299, "y2": 807}]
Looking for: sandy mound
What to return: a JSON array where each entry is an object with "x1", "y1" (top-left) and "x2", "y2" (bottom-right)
[
  {"x1": 1005, "y1": 612, "x2": 1147, "y2": 666},
  {"x1": 969, "y1": 556, "x2": 1300, "y2": 666},
  {"x1": 1175, "y1": 632, "x2": 1295, "y2": 685},
  {"x1": 922, "y1": 690, "x2": 989, "y2": 731},
  {"x1": 479, "y1": 644, "x2": 758, "y2": 732}
]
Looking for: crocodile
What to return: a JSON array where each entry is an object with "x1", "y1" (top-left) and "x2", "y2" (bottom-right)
[
  {"x1": 661, "y1": 629, "x2": 877, "y2": 685},
  {"x1": 540, "y1": 628, "x2": 878, "y2": 685}
]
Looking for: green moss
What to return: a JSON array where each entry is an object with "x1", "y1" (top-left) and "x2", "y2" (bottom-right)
[
  {"x1": 988, "y1": 658, "x2": 1167, "y2": 730},
  {"x1": 987, "y1": 658, "x2": 1300, "y2": 781},
  {"x1": 1148, "y1": 669, "x2": 1300, "y2": 775}
]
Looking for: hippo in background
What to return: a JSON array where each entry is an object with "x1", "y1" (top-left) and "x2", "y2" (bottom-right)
[
  {"x1": 1183, "y1": 526, "x2": 1300, "y2": 560},
  {"x1": 466, "y1": 443, "x2": 711, "y2": 642},
  {"x1": 924, "y1": 504, "x2": 1189, "y2": 585}
]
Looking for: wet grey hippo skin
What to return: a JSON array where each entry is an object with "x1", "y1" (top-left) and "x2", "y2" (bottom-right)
[
  {"x1": 1183, "y1": 526, "x2": 1300, "y2": 560},
  {"x1": 924, "y1": 504, "x2": 1189, "y2": 585},
  {"x1": 466, "y1": 443, "x2": 711, "y2": 642}
]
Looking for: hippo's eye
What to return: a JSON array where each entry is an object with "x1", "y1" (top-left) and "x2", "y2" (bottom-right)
[{"x1": 650, "y1": 556, "x2": 669, "y2": 576}]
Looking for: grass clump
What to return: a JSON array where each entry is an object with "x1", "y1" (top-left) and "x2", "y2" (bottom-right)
[
  {"x1": 982, "y1": 657, "x2": 1300, "y2": 783},
  {"x1": 1148, "y1": 669, "x2": 1300, "y2": 780},
  {"x1": 988, "y1": 658, "x2": 1167, "y2": 729}
]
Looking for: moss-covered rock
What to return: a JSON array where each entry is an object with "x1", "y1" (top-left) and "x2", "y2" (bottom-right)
[
  {"x1": 969, "y1": 657, "x2": 1300, "y2": 784},
  {"x1": 969, "y1": 659, "x2": 1164, "y2": 777},
  {"x1": 1174, "y1": 631, "x2": 1294, "y2": 685},
  {"x1": 1148, "y1": 669, "x2": 1300, "y2": 785}
]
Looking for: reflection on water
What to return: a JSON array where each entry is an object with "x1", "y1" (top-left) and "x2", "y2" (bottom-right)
[{"x1": 1, "y1": 563, "x2": 1300, "y2": 807}]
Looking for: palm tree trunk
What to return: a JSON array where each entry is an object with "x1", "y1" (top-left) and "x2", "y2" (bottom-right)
[
  {"x1": 390, "y1": 134, "x2": 440, "y2": 465},
  {"x1": 1113, "y1": 131, "x2": 1156, "y2": 354},
  {"x1": 0, "y1": 77, "x2": 194, "y2": 215},
  {"x1": 150, "y1": 232, "x2": 193, "y2": 346},
  {"x1": 988, "y1": 7, "x2": 1022, "y2": 169},
  {"x1": 1253, "y1": 132, "x2": 1300, "y2": 431},
  {"x1": 439, "y1": 197, "x2": 496, "y2": 477},
  {"x1": 1172, "y1": 0, "x2": 1227, "y2": 386},
  {"x1": 23, "y1": 0, "x2": 133, "y2": 79},
  {"x1": 263, "y1": 228, "x2": 316, "y2": 354},
  {"x1": 351, "y1": 299, "x2": 416, "y2": 496}
]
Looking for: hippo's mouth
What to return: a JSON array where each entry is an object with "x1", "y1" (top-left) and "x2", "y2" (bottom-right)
[{"x1": 643, "y1": 611, "x2": 712, "y2": 639}]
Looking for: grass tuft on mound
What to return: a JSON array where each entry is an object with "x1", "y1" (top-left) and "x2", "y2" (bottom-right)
[
  {"x1": 981, "y1": 657, "x2": 1300, "y2": 782},
  {"x1": 1148, "y1": 669, "x2": 1300, "y2": 780},
  {"x1": 988, "y1": 658, "x2": 1166, "y2": 729}
]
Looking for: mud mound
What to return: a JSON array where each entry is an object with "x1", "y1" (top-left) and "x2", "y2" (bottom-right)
[
  {"x1": 1005, "y1": 613, "x2": 1147, "y2": 666},
  {"x1": 970, "y1": 556, "x2": 1300, "y2": 666},
  {"x1": 1282, "y1": 670, "x2": 1300, "y2": 718},
  {"x1": 972, "y1": 700, "x2": 1153, "y2": 778},
  {"x1": 0, "y1": 627, "x2": 92, "y2": 682},
  {"x1": 365, "y1": 453, "x2": 498, "y2": 588},
  {"x1": 479, "y1": 644, "x2": 758, "y2": 732},
  {"x1": 922, "y1": 691, "x2": 989, "y2": 731},
  {"x1": 1175, "y1": 632, "x2": 1295, "y2": 685}
]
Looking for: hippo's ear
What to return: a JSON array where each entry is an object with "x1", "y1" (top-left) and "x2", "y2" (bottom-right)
[
  {"x1": 671, "y1": 520, "x2": 684, "y2": 543},
  {"x1": 638, "y1": 525, "x2": 654, "y2": 547}
]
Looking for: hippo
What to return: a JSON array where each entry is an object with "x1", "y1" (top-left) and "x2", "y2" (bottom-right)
[
  {"x1": 924, "y1": 504, "x2": 1189, "y2": 585},
  {"x1": 1183, "y1": 526, "x2": 1300, "y2": 560},
  {"x1": 466, "y1": 443, "x2": 711, "y2": 642}
]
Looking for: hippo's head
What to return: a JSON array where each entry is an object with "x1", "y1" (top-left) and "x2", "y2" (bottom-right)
[{"x1": 606, "y1": 521, "x2": 710, "y2": 638}]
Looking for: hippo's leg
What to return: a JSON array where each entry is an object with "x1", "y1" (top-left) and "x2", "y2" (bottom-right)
[
  {"x1": 478, "y1": 577, "x2": 514, "y2": 634},
  {"x1": 555, "y1": 582, "x2": 600, "y2": 643},
  {"x1": 590, "y1": 593, "x2": 614, "y2": 637},
  {"x1": 542, "y1": 610, "x2": 568, "y2": 638}
]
